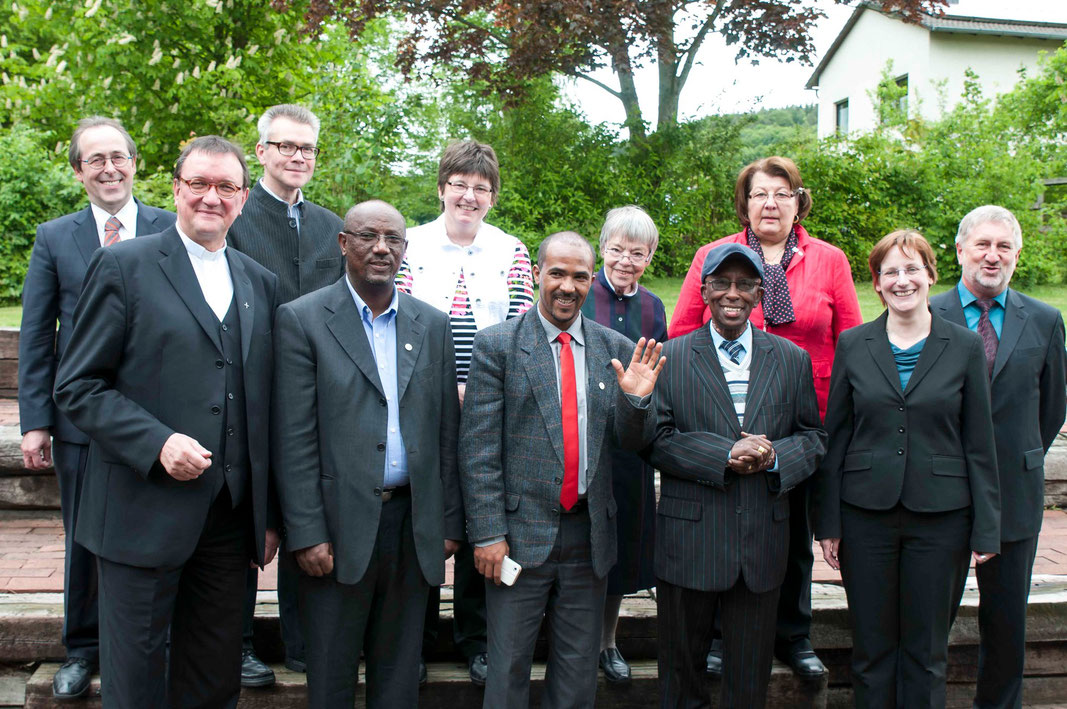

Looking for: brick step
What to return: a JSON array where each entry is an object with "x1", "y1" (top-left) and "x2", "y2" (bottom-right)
[{"x1": 23, "y1": 659, "x2": 828, "y2": 709}]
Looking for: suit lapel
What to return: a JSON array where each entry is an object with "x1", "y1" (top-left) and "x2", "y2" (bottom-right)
[
  {"x1": 157, "y1": 229, "x2": 223, "y2": 354},
  {"x1": 395, "y1": 294, "x2": 426, "y2": 402},
  {"x1": 134, "y1": 198, "x2": 165, "y2": 237},
  {"x1": 582, "y1": 323, "x2": 612, "y2": 484},
  {"x1": 993, "y1": 289, "x2": 1026, "y2": 381},
  {"x1": 227, "y1": 251, "x2": 255, "y2": 363},
  {"x1": 72, "y1": 207, "x2": 99, "y2": 268},
  {"x1": 520, "y1": 311, "x2": 567, "y2": 471},
  {"x1": 865, "y1": 312, "x2": 905, "y2": 399},
  {"x1": 933, "y1": 288, "x2": 967, "y2": 328},
  {"x1": 742, "y1": 331, "x2": 777, "y2": 431},
  {"x1": 325, "y1": 279, "x2": 385, "y2": 398},
  {"x1": 691, "y1": 326, "x2": 743, "y2": 438},
  {"x1": 903, "y1": 314, "x2": 949, "y2": 396}
]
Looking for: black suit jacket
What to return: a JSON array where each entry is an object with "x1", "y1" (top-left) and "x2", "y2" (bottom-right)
[
  {"x1": 19, "y1": 200, "x2": 175, "y2": 443},
  {"x1": 272, "y1": 280, "x2": 463, "y2": 586},
  {"x1": 649, "y1": 325, "x2": 826, "y2": 593},
  {"x1": 931, "y1": 287, "x2": 1066, "y2": 541},
  {"x1": 53, "y1": 227, "x2": 278, "y2": 567},
  {"x1": 813, "y1": 312, "x2": 1001, "y2": 552}
]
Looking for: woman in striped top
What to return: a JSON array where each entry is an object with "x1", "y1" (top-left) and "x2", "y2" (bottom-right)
[
  {"x1": 395, "y1": 139, "x2": 533, "y2": 685},
  {"x1": 580, "y1": 205, "x2": 667, "y2": 684}
]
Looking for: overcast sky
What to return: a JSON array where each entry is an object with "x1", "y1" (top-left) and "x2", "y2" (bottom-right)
[{"x1": 561, "y1": 0, "x2": 1067, "y2": 127}]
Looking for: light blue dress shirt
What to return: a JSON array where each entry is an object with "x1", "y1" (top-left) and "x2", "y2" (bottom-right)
[
  {"x1": 957, "y1": 280, "x2": 1007, "y2": 339},
  {"x1": 345, "y1": 276, "x2": 409, "y2": 487},
  {"x1": 260, "y1": 178, "x2": 304, "y2": 231}
]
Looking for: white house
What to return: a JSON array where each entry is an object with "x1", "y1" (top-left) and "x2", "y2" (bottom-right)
[{"x1": 807, "y1": 2, "x2": 1067, "y2": 138}]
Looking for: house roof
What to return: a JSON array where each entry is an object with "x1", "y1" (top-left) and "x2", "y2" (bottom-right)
[{"x1": 806, "y1": 2, "x2": 1067, "y2": 89}]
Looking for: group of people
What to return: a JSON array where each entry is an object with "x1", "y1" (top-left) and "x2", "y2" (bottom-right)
[{"x1": 15, "y1": 102, "x2": 1065, "y2": 709}]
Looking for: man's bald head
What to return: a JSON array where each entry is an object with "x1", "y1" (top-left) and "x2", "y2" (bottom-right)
[
  {"x1": 537, "y1": 231, "x2": 596, "y2": 270},
  {"x1": 344, "y1": 199, "x2": 405, "y2": 234}
]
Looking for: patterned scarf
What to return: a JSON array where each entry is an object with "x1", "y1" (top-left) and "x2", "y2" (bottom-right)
[{"x1": 746, "y1": 226, "x2": 797, "y2": 326}]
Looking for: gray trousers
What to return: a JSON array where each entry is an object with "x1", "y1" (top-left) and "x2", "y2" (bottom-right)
[{"x1": 483, "y1": 506, "x2": 607, "y2": 709}]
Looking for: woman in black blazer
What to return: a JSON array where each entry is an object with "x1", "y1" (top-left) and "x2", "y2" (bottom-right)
[{"x1": 813, "y1": 230, "x2": 1000, "y2": 708}]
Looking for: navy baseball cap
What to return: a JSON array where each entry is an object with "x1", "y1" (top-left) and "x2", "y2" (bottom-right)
[{"x1": 701, "y1": 243, "x2": 765, "y2": 281}]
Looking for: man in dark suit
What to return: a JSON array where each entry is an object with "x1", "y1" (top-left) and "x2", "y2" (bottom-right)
[
  {"x1": 272, "y1": 200, "x2": 463, "y2": 707},
  {"x1": 460, "y1": 231, "x2": 664, "y2": 708},
  {"x1": 54, "y1": 135, "x2": 279, "y2": 708},
  {"x1": 227, "y1": 103, "x2": 344, "y2": 685},
  {"x1": 18, "y1": 116, "x2": 174, "y2": 699},
  {"x1": 931, "y1": 205, "x2": 1066, "y2": 709},
  {"x1": 649, "y1": 244, "x2": 826, "y2": 708}
]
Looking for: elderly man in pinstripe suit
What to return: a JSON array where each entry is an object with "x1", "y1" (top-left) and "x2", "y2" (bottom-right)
[{"x1": 649, "y1": 244, "x2": 826, "y2": 708}]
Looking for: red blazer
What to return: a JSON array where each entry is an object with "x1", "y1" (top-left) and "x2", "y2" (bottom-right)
[{"x1": 669, "y1": 226, "x2": 862, "y2": 418}]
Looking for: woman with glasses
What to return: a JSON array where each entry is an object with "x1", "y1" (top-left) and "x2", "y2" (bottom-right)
[
  {"x1": 814, "y1": 230, "x2": 999, "y2": 707},
  {"x1": 396, "y1": 139, "x2": 533, "y2": 686},
  {"x1": 579, "y1": 205, "x2": 667, "y2": 684},
  {"x1": 668, "y1": 156, "x2": 862, "y2": 677}
]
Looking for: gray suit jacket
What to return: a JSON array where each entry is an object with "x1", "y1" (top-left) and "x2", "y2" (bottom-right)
[
  {"x1": 649, "y1": 325, "x2": 826, "y2": 593},
  {"x1": 19, "y1": 200, "x2": 174, "y2": 443},
  {"x1": 459, "y1": 308, "x2": 655, "y2": 579},
  {"x1": 272, "y1": 278, "x2": 463, "y2": 586},
  {"x1": 932, "y1": 287, "x2": 1066, "y2": 541}
]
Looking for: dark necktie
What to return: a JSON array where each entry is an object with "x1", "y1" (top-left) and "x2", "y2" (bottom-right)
[
  {"x1": 557, "y1": 332, "x2": 579, "y2": 511},
  {"x1": 720, "y1": 338, "x2": 745, "y2": 365},
  {"x1": 104, "y1": 216, "x2": 122, "y2": 246},
  {"x1": 976, "y1": 298, "x2": 998, "y2": 377}
]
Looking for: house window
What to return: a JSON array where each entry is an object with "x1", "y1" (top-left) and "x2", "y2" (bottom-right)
[
  {"x1": 896, "y1": 75, "x2": 909, "y2": 115},
  {"x1": 835, "y1": 99, "x2": 849, "y2": 133}
]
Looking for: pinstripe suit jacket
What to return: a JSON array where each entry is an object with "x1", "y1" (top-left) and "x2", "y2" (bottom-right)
[
  {"x1": 649, "y1": 324, "x2": 826, "y2": 593},
  {"x1": 459, "y1": 308, "x2": 655, "y2": 578}
]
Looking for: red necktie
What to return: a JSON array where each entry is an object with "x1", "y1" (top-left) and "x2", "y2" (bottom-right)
[
  {"x1": 557, "y1": 332, "x2": 579, "y2": 510},
  {"x1": 104, "y1": 216, "x2": 122, "y2": 246}
]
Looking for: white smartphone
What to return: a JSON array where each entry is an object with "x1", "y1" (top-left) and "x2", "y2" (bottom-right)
[{"x1": 501, "y1": 555, "x2": 523, "y2": 586}]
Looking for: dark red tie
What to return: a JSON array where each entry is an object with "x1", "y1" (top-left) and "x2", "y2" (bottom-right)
[
  {"x1": 976, "y1": 298, "x2": 998, "y2": 377},
  {"x1": 557, "y1": 332, "x2": 579, "y2": 510}
]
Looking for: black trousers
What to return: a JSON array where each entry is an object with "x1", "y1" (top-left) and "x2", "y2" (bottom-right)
[
  {"x1": 242, "y1": 544, "x2": 304, "y2": 661},
  {"x1": 658, "y1": 577, "x2": 780, "y2": 709},
  {"x1": 775, "y1": 478, "x2": 814, "y2": 653},
  {"x1": 300, "y1": 493, "x2": 429, "y2": 708},
  {"x1": 839, "y1": 502, "x2": 971, "y2": 709},
  {"x1": 972, "y1": 534, "x2": 1039, "y2": 709},
  {"x1": 53, "y1": 441, "x2": 98, "y2": 663},
  {"x1": 97, "y1": 487, "x2": 250, "y2": 709},
  {"x1": 424, "y1": 541, "x2": 487, "y2": 658}
]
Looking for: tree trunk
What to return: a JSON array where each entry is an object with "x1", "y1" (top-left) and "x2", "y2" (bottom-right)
[{"x1": 610, "y1": 45, "x2": 647, "y2": 141}]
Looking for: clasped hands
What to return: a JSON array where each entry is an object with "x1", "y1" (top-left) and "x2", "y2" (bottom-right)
[{"x1": 729, "y1": 431, "x2": 775, "y2": 474}]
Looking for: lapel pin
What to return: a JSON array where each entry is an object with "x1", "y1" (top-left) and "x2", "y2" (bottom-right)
[
  {"x1": 599, "y1": 382, "x2": 606, "y2": 390},
  {"x1": 405, "y1": 343, "x2": 413, "y2": 351},
  {"x1": 243, "y1": 302, "x2": 249, "y2": 309}
]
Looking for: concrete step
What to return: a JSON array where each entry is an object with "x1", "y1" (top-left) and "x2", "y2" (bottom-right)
[{"x1": 23, "y1": 659, "x2": 827, "y2": 709}]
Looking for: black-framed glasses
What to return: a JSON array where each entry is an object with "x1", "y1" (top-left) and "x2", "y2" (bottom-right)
[
  {"x1": 878, "y1": 265, "x2": 927, "y2": 279},
  {"x1": 82, "y1": 154, "x2": 133, "y2": 170},
  {"x1": 706, "y1": 277, "x2": 761, "y2": 293},
  {"x1": 265, "y1": 141, "x2": 320, "y2": 159},
  {"x1": 446, "y1": 180, "x2": 493, "y2": 196},
  {"x1": 342, "y1": 230, "x2": 406, "y2": 249},
  {"x1": 176, "y1": 177, "x2": 242, "y2": 199}
]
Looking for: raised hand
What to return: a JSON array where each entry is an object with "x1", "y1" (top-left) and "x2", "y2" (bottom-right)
[{"x1": 611, "y1": 337, "x2": 666, "y2": 398}]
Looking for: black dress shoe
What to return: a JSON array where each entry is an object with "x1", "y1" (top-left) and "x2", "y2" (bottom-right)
[
  {"x1": 705, "y1": 647, "x2": 723, "y2": 677},
  {"x1": 599, "y1": 647, "x2": 631, "y2": 683},
  {"x1": 283, "y1": 656, "x2": 306, "y2": 673},
  {"x1": 241, "y1": 649, "x2": 275, "y2": 688},
  {"x1": 53, "y1": 657, "x2": 93, "y2": 699},
  {"x1": 468, "y1": 652, "x2": 488, "y2": 686},
  {"x1": 418, "y1": 657, "x2": 427, "y2": 686},
  {"x1": 780, "y1": 648, "x2": 827, "y2": 678}
]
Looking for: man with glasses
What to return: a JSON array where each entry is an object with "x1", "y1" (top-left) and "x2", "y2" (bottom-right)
[
  {"x1": 54, "y1": 136, "x2": 279, "y2": 707},
  {"x1": 18, "y1": 116, "x2": 174, "y2": 699},
  {"x1": 649, "y1": 243, "x2": 825, "y2": 708},
  {"x1": 227, "y1": 103, "x2": 344, "y2": 685}
]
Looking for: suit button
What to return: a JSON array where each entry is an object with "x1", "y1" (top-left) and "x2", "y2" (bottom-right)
[
  {"x1": 736, "y1": 506, "x2": 742, "y2": 514},
  {"x1": 373, "y1": 487, "x2": 382, "y2": 496},
  {"x1": 226, "y1": 358, "x2": 233, "y2": 365},
  {"x1": 379, "y1": 398, "x2": 386, "y2": 406},
  {"x1": 898, "y1": 406, "x2": 904, "y2": 412},
  {"x1": 554, "y1": 477, "x2": 561, "y2": 484},
  {"x1": 897, "y1": 449, "x2": 904, "y2": 455},
  {"x1": 292, "y1": 258, "x2": 300, "y2": 265},
  {"x1": 227, "y1": 393, "x2": 234, "y2": 400},
  {"x1": 225, "y1": 464, "x2": 232, "y2": 472},
  {"x1": 898, "y1": 426, "x2": 905, "y2": 433},
  {"x1": 377, "y1": 443, "x2": 385, "y2": 451},
  {"x1": 216, "y1": 360, "x2": 224, "y2": 368},
  {"x1": 211, "y1": 406, "x2": 221, "y2": 415},
  {"x1": 227, "y1": 428, "x2": 234, "y2": 436},
  {"x1": 552, "y1": 508, "x2": 559, "y2": 515},
  {"x1": 221, "y1": 324, "x2": 228, "y2": 331}
]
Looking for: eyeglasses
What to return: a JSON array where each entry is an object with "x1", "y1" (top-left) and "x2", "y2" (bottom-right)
[
  {"x1": 445, "y1": 180, "x2": 493, "y2": 197},
  {"x1": 748, "y1": 190, "x2": 798, "y2": 204},
  {"x1": 878, "y1": 265, "x2": 927, "y2": 279},
  {"x1": 604, "y1": 246, "x2": 650, "y2": 263},
  {"x1": 176, "y1": 177, "x2": 242, "y2": 199},
  {"x1": 706, "y1": 278, "x2": 761, "y2": 293},
  {"x1": 82, "y1": 154, "x2": 133, "y2": 170},
  {"x1": 342, "y1": 231, "x2": 406, "y2": 249},
  {"x1": 265, "y1": 141, "x2": 321, "y2": 159}
]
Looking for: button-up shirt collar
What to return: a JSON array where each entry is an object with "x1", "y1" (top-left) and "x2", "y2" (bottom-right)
[
  {"x1": 90, "y1": 197, "x2": 139, "y2": 245},
  {"x1": 957, "y1": 279, "x2": 1007, "y2": 338},
  {"x1": 176, "y1": 224, "x2": 233, "y2": 321},
  {"x1": 708, "y1": 321, "x2": 753, "y2": 368}
]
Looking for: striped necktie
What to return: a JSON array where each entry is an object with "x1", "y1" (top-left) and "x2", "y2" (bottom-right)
[
  {"x1": 719, "y1": 338, "x2": 745, "y2": 365},
  {"x1": 103, "y1": 216, "x2": 122, "y2": 246}
]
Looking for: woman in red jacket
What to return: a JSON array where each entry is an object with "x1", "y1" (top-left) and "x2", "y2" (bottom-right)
[{"x1": 669, "y1": 155, "x2": 862, "y2": 679}]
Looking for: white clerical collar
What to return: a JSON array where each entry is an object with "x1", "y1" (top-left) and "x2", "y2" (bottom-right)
[{"x1": 176, "y1": 225, "x2": 227, "y2": 262}]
